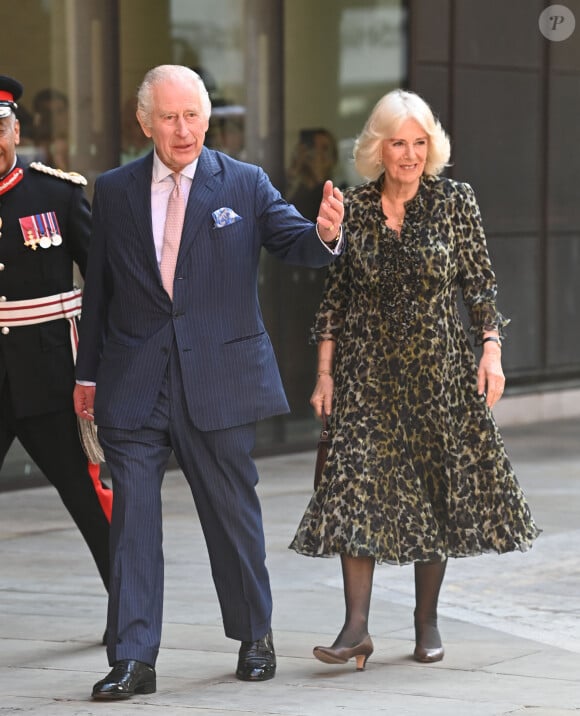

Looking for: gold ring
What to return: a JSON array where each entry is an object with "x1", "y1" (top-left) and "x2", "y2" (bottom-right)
[{"x1": 329, "y1": 224, "x2": 334, "y2": 232}]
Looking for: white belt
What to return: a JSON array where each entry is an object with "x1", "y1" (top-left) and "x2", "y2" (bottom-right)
[
  {"x1": 0, "y1": 288, "x2": 82, "y2": 360},
  {"x1": 0, "y1": 288, "x2": 83, "y2": 325}
]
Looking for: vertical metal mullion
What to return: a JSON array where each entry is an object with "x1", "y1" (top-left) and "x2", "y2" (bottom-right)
[
  {"x1": 66, "y1": 0, "x2": 120, "y2": 191},
  {"x1": 246, "y1": 0, "x2": 286, "y2": 445},
  {"x1": 245, "y1": 0, "x2": 284, "y2": 187},
  {"x1": 448, "y1": 0, "x2": 456, "y2": 180},
  {"x1": 539, "y1": 3, "x2": 550, "y2": 377}
]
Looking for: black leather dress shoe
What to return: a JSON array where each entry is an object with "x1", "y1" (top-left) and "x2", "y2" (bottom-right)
[
  {"x1": 91, "y1": 659, "x2": 156, "y2": 700},
  {"x1": 236, "y1": 629, "x2": 276, "y2": 681}
]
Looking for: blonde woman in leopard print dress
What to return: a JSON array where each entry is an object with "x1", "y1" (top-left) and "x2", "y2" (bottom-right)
[{"x1": 290, "y1": 90, "x2": 540, "y2": 670}]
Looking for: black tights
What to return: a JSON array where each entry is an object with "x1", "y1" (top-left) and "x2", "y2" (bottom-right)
[
  {"x1": 333, "y1": 555, "x2": 447, "y2": 649},
  {"x1": 414, "y1": 559, "x2": 447, "y2": 649},
  {"x1": 332, "y1": 555, "x2": 375, "y2": 648}
]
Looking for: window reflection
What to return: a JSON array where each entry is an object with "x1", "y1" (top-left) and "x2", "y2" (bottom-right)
[
  {"x1": 15, "y1": 87, "x2": 71, "y2": 170},
  {"x1": 120, "y1": 95, "x2": 151, "y2": 165},
  {"x1": 286, "y1": 128, "x2": 341, "y2": 221},
  {"x1": 207, "y1": 104, "x2": 246, "y2": 160},
  {"x1": 170, "y1": 0, "x2": 246, "y2": 160},
  {"x1": 278, "y1": 0, "x2": 406, "y2": 444},
  {"x1": 0, "y1": 0, "x2": 406, "y2": 487},
  {"x1": 31, "y1": 88, "x2": 70, "y2": 170}
]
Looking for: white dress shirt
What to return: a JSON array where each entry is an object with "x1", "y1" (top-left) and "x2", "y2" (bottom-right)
[{"x1": 151, "y1": 151, "x2": 198, "y2": 265}]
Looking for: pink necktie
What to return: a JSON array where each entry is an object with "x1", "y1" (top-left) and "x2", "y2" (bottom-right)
[{"x1": 160, "y1": 172, "x2": 185, "y2": 299}]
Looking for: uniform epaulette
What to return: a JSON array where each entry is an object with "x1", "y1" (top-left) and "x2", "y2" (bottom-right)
[{"x1": 29, "y1": 161, "x2": 88, "y2": 186}]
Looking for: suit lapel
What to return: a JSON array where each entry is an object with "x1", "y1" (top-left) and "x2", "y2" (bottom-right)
[
  {"x1": 123, "y1": 149, "x2": 222, "y2": 276},
  {"x1": 126, "y1": 152, "x2": 159, "y2": 275},
  {"x1": 177, "y1": 148, "x2": 222, "y2": 266}
]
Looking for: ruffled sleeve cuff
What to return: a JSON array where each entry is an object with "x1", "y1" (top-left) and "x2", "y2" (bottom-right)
[
  {"x1": 309, "y1": 310, "x2": 342, "y2": 345},
  {"x1": 469, "y1": 303, "x2": 511, "y2": 345}
]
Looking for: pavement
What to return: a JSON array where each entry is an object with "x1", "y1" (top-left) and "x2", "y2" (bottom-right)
[{"x1": 1, "y1": 417, "x2": 579, "y2": 715}]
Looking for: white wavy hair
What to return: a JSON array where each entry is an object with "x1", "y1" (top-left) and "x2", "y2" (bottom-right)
[
  {"x1": 136, "y1": 64, "x2": 212, "y2": 128},
  {"x1": 354, "y1": 89, "x2": 451, "y2": 180}
]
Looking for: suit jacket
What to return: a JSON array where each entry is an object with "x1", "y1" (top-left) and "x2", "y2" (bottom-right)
[
  {"x1": 0, "y1": 159, "x2": 91, "y2": 418},
  {"x1": 76, "y1": 148, "x2": 336, "y2": 431}
]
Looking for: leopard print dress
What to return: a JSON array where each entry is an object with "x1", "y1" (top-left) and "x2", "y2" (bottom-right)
[{"x1": 290, "y1": 174, "x2": 540, "y2": 565}]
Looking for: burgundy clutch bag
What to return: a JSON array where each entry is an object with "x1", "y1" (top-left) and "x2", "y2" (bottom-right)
[{"x1": 314, "y1": 410, "x2": 331, "y2": 490}]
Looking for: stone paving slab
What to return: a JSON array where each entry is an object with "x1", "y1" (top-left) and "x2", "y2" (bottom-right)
[{"x1": 0, "y1": 418, "x2": 579, "y2": 714}]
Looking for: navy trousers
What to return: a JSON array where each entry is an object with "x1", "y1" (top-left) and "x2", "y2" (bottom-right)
[{"x1": 98, "y1": 350, "x2": 272, "y2": 667}]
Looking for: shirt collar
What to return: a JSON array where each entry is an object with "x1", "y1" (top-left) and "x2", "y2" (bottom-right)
[{"x1": 152, "y1": 149, "x2": 199, "y2": 183}]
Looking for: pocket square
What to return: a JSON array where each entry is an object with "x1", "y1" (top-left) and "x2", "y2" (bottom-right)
[{"x1": 212, "y1": 207, "x2": 242, "y2": 228}]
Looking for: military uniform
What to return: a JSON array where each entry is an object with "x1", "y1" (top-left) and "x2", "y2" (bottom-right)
[{"x1": 0, "y1": 74, "x2": 110, "y2": 594}]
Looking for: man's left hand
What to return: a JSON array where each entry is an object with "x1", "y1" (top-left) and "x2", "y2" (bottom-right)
[{"x1": 74, "y1": 383, "x2": 96, "y2": 421}]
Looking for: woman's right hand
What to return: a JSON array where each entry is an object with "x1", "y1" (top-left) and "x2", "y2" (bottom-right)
[{"x1": 310, "y1": 374, "x2": 334, "y2": 418}]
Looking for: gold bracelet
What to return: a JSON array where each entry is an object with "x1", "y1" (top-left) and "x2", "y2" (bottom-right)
[{"x1": 317, "y1": 370, "x2": 333, "y2": 377}]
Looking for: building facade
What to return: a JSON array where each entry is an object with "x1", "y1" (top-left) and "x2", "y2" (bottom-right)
[{"x1": 1, "y1": 0, "x2": 579, "y2": 486}]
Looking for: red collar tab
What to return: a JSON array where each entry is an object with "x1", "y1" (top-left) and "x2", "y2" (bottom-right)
[{"x1": 0, "y1": 166, "x2": 24, "y2": 196}]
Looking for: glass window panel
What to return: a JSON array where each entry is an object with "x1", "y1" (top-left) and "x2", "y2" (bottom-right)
[
  {"x1": 277, "y1": 0, "x2": 406, "y2": 447},
  {"x1": 1, "y1": 0, "x2": 71, "y2": 169},
  {"x1": 1, "y1": 0, "x2": 580, "y2": 483},
  {"x1": 119, "y1": 0, "x2": 247, "y2": 165},
  {"x1": 0, "y1": 0, "x2": 75, "y2": 490}
]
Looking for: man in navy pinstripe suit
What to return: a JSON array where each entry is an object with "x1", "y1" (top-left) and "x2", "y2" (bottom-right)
[{"x1": 74, "y1": 65, "x2": 344, "y2": 700}]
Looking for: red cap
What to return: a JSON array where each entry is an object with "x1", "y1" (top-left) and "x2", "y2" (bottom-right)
[{"x1": 0, "y1": 75, "x2": 23, "y2": 118}]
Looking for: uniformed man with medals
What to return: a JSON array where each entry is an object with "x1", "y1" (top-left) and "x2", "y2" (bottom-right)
[{"x1": 0, "y1": 75, "x2": 111, "y2": 634}]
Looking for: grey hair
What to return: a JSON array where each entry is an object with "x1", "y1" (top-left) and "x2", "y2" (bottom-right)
[
  {"x1": 354, "y1": 89, "x2": 451, "y2": 180},
  {"x1": 136, "y1": 65, "x2": 212, "y2": 128}
]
